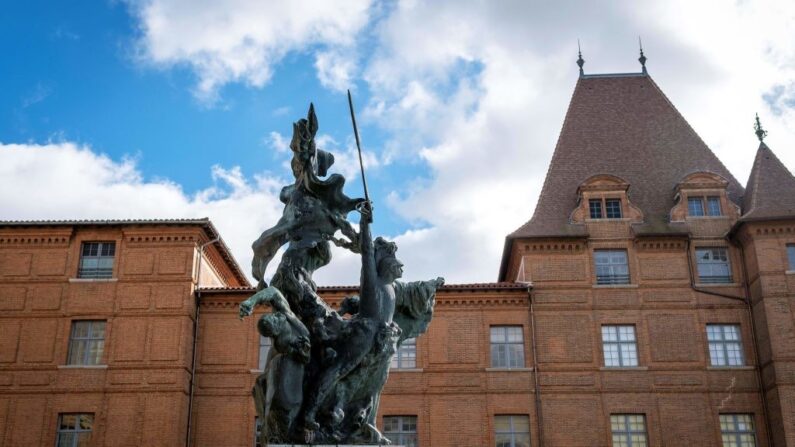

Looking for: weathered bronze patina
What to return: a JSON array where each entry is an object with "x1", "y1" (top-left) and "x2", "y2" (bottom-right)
[{"x1": 239, "y1": 104, "x2": 443, "y2": 445}]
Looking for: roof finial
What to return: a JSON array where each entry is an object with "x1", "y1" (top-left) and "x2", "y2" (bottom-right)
[
  {"x1": 577, "y1": 39, "x2": 585, "y2": 77},
  {"x1": 754, "y1": 113, "x2": 768, "y2": 142},
  {"x1": 638, "y1": 36, "x2": 647, "y2": 75}
]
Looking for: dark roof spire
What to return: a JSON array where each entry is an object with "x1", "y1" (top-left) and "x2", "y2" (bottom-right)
[
  {"x1": 638, "y1": 37, "x2": 647, "y2": 75},
  {"x1": 754, "y1": 113, "x2": 768, "y2": 142},
  {"x1": 577, "y1": 40, "x2": 585, "y2": 77}
]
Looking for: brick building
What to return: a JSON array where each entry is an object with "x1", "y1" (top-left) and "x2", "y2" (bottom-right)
[{"x1": 2, "y1": 65, "x2": 795, "y2": 446}]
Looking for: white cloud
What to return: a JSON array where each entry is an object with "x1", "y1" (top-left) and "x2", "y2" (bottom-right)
[
  {"x1": 350, "y1": 0, "x2": 795, "y2": 284},
  {"x1": 315, "y1": 49, "x2": 357, "y2": 92},
  {"x1": 128, "y1": 0, "x2": 373, "y2": 102},
  {"x1": 0, "y1": 141, "x2": 289, "y2": 284}
]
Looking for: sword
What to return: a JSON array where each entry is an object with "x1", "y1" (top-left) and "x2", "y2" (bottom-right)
[{"x1": 347, "y1": 90, "x2": 371, "y2": 208}]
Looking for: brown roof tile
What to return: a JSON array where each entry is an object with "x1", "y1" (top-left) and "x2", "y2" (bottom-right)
[
  {"x1": 499, "y1": 74, "x2": 744, "y2": 280},
  {"x1": 740, "y1": 142, "x2": 795, "y2": 222}
]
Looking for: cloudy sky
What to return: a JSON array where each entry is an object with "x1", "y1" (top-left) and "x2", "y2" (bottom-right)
[{"x1": 2, "y1": 0, "x2": 794, "y2": 286}]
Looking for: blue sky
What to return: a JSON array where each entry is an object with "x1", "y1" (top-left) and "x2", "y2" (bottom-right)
[{"x1": 2, "y1": 0, "x2": 795, "y2": 285}]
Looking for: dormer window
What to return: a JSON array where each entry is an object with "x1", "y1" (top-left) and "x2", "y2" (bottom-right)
[
  {"x1": 688, "y1": 196, "x2": 721, "y2": 217},
  {"x1": 573, "y1": 175, "x2": 641, "y2": 224},
  {"x1": 589, "y1": 198, "x2": 622, "y2": 218}
]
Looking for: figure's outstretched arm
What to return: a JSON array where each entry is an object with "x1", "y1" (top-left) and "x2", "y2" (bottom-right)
[
  {"x1": 239, "y1": 286, "x2": 291, "y2": 319},
  {"x1": 357, "y1": 201, "x2": 378, "y2": 319}
]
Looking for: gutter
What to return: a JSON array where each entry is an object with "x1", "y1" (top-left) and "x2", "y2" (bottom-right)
[
  {"x1": 518, "y1": 281, "x2": 544, "y2": 447},
  {"x1": 185, "y1": 238, "x2": 219, "y2": 447},
  {"x1": 685, "y1": 237, "x2": 773, "y2": 446}
]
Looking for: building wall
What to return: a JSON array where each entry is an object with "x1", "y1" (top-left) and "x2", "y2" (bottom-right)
[
  {"x1": 0, "y1": 224, "x2": 218, "y2": 447},
  {"x1": 1, "y1": 220, "x2": 791, "y2": 446},
  {"x1": 738, "y1": 221, "x2": 795, "y2": 446},
  {"x1": 193, "y1": 287, "x2": 535, "y2": 447}
]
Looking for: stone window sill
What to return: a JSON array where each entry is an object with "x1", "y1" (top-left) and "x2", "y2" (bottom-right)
[
  {"x1": 599, "y1": 366, "x2": 648, "y2": 371},
  {"x1": 486, "y1": 367, "x2": 533, "y2": 372},
  {"x1": 785, "y1": 270, "x2": 795, "y2": 275},
  {"x1": 593, "y1": 284, "x2": 638, "y2": 289},
  {"x1": 585, "y1": 218, "x2": 631, "y2": 223},
  {"x1": 694, "y1": 283, "x2": 741, "y2": 288},
  {"x1": 390, "y1": 368, "x2": 424, "y2": 373},
  {"x1": 58, "y1": 365, "x2": 108, "y2": 369},
  {"x1": 687, "y1": 216, "x2": 730, "y2": 220},
  {"x1": 707, "y1": 366, "x2": 755, "y2": 371},
  {"x1": 250, "y1": 369, "x2": 264, "y2": 374},
  {"x1": 69, "y1": 278, "x2": 118, "y2": 283}
]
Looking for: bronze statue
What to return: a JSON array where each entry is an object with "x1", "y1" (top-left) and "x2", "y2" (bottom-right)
[{"x1": 239, "y1": 103, "x2": 444, "y2": 445}]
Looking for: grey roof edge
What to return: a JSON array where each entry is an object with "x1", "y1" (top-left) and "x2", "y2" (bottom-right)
[
  {"x1": 198, "y1": 282, "x2": 529, "y2": 295},
  {"x1": 0, "y1": 218, "x2": 250, "y2": 287}
]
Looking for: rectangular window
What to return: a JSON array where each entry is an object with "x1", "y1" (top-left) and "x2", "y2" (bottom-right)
[
  {"x1": 594, "y1": 250, "x2": 630, "y2": 285},
  {"x1": 490, "y1": 326, "x2": 525, "y2": 368},
  {"x1": 688, "y1": 197, "x2": 705, "y2": 216},
  {"x1": 254, "y1": 417, "x2": 262, "y2": 447},
  {"x1": 383, "y1": 416, "x2": 418, "y2": 447},
  {"x1": 602, "y1": 325, "x2": 638, "y2": 367},
  {"x1": 605, "y1": 199, "x2": 622, "y2": 218},
  {"x1": 57, "y1": 413, "x2": 93, "y2": 447},
  {"x1": 589, "y1": 199, "x2": 603, "y2": 219},
  {"x1": 787, "y1": 244, "x2": 795, "y2": 270},
  {"x1": 707, "y1": 196, "x2": 722, "y2": 216},
  {"x1": 495, "y1": 415, "x2": 530, "y2": 447},
  {"x1": 610, "y1": 414, "x2": 647, "y2": 447},
  {"x1": 707, "y1": 324, "x2": 744, "y2": 366},
  {"x1": 78, "y1": 241, "x2": 115, "y2": 279},
  {"x1": 258, "y1": 335, "x2": 272, "y2": 371},
  {"x1": 720, "y1": 414, "x2": 756, "y2": 447},
  {"x1": 391, "y1": 337, "x2": 417, "y2": 369},
  {"x1": 67, "y1": 321, "x2": 106, "y2": 366},
  {"x1": 696, "y1": 247, "x2": 732, "y2": 284}
]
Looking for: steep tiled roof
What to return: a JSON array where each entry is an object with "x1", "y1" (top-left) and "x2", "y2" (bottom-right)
[
  {"x1": 0, "y1": 218, "x2": 249, "y2": 286},
  {"x1": 740, "y1": 142, "x2": 795, "y2": 222},
  {"x1": 499, "y1": 73, "x2": 744, "y2": 280}
]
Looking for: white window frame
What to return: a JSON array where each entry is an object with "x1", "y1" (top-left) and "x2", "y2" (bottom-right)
[
  {"x1": 490, "y1": 326, "x2": 525, "y2": 369},
  {"x1": 391, "y1": 337, "x2": 417, "y2": 369},
  {"x1": 610, "y1": 414, "x2": 648, "y2": 447},
  {"x1": 594, "y1": 250, "x2": 630, "y2": 285},
  {"x1": 707, "y1": 324, "x2": 744, "y2": 367},
  {"x1": 602, "y1": 325, "x2": 638, "y2": 367},
  {"x1": 720, "y1": 414, "x2": 756, "y2": 447},
  {"x1": 78, "y1": 241, "x2": 116, "y2": 279},
  {"x1": 258, "y1": 335, "x2": 272, "y2": 371},
  {"x1": 67, "y1": 320, "x2": 106, "y2": 366},
  {"x1": 695, "y1": 247, "x2": 733, "y2": 284},
  {"x1": 383, "y1": 415, "x2": 418, "y2": 447},
  {"x1": 494, "y1": 415, "x2": 531, "y2": 447},
  {"x1": 56, "y1": 413, "x2": 94, "y2": 447}
]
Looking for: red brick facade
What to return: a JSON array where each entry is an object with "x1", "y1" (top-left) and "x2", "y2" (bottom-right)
[{"x1": 2, "y1": 72, "x2": 795, "y2": 446}]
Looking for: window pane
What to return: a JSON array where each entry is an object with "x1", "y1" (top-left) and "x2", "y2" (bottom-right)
[
  {"x1": 78, "y1": 241, "x2": 116, "y2": 278},
  {"x1": 68, "y1": 321, "x2": 105, "y2": 366},
  {"x1": 259, "y1": 336, "x2": 272, "y2": 371},
  {"x1": 707, "y1": 196, "x2": 722, "y2": 216},
  {"x1": 491, "y1": 326, "x2": 524, "y2": 368},
  {"x1": 594, "y1": 250, "x2": 629, "y2": 285},
  {"x1": 602, "y1": 326, "x2": 638, "y2": 367},
  {"x1": 688, "y1": 197, "x2": 705, "y2": 216},
  {"x1": 589, "y1": 199, "x2": 603, "y2": 219},
  {"x1": 707, "y1": 324, "x2": 744, "y2": 366},
  {"x1": 605, "y1": 199, "x2": 622, "y2": 218},
  {"x1": 788, "y1": 245, "x2": 795, "y2": 270},
  {"x1": 696, "y1": 248, "x2": 732, "y2": 283}
]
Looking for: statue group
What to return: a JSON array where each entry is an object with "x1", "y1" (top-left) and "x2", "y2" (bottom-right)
[{"x1": 239, "y1": 104, "x2": 444, "y2": 445}]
